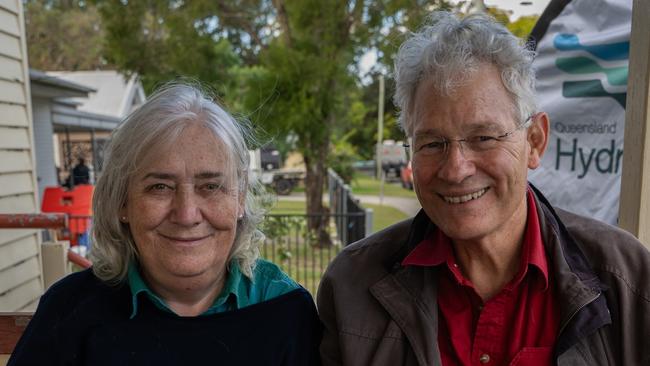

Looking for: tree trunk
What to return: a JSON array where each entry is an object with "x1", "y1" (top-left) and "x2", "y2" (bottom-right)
[{"x1": 303, "y1": 137, "x2": 332, "y2": 247}]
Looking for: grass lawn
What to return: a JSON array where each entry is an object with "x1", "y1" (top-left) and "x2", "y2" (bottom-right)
[
  {"x1": 364, "y1": 203, "x2": 408, "y2": 232},
  {"x1": 350, "y1": 174, "x2": 417, "y2": 198},
  {"x1": 268, "y1": 199, "x2": 306, "y2": 214}
]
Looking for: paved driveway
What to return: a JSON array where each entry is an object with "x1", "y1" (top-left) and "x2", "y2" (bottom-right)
[{"x1": 355, "y1": 195, "x2": 421, "y2": 216}]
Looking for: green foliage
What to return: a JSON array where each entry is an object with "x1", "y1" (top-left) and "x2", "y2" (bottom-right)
[
  {"x1": 329, "y1": 138, "x2": 360, "y2": 184},
  {"x1": 25, "y1": 1, "x2": 108, "y2": 70},
  {"x1": 485, "y1": 7, "x2": 539, "y2": 40},
  {"x1": 508, "y1": 15, "x2": 539, "y2": 40},
  {"x1": 95, "y1": 0, "x2": 242, "y2": 94}
]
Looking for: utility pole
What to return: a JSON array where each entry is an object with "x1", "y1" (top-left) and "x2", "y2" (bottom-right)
[
  {"x1": 376, "y1": 74, "x2": 385, "y2": 179},
  {"x1": 376, "y1": 74, "x2": 385, "y2": 204}
]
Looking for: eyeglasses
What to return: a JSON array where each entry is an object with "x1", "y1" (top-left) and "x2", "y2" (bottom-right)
[{"x1": 404, "y1": 115, "x2": 535, "y2": 159}]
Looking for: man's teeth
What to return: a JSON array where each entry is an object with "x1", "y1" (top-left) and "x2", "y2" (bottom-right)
[{"x1": 443, "y1": 188, "x2": 488, "y2": 204}]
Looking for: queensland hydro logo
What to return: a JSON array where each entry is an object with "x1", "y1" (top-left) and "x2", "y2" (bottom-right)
[{"x1": 553, "y1": 33, "x2": 629, "y2": 108}]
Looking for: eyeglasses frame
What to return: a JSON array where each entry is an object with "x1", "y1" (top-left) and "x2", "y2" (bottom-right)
[{"x1": 402, "y1": 114, "x2": 537, "y2": 157}]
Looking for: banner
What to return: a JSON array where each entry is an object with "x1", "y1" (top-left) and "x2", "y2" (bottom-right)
[{"x1": 528, "y1": 0, "x2": 632, "y2": 225}]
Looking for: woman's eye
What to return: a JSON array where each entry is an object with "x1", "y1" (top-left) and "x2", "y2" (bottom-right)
[
  {"x1": 148, "y1": 183, "x2": 171, "y2": 191},
  {"x1": 202, "y1": 183, "x2": 222, "y2": 192}
]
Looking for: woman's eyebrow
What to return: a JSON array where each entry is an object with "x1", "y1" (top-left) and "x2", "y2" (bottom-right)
[
  {"x1": 195, "y1": 171, "x2": 224, "y2": 179},
  {"x1": 142, "y1": 172, "x2": 176, "y2": 181}
]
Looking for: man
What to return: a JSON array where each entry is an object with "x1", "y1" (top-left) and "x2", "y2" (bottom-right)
[
  {"x1": 71, "y1": 157, "x2": 90, "y2": 185},
  {"x1": 317, "y1": 11, "x2": 650, "y2": 366}
]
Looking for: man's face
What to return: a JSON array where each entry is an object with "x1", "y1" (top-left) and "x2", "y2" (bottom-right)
[{"x1": 410, "y1": 65, "x2": 543, "y2": 243}]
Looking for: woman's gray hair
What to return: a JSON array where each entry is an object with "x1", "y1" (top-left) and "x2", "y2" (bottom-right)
[
  {"x1": 394, "y1": 11, "x2": 537, "y2": 135},
  {"x1": 90, "y1": 82, "x2": 266, "y2": 284}
]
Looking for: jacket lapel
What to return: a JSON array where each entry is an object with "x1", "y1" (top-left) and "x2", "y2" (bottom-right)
[{"x1": 370, "y1": 266, "x2": 441, "y2": 366}]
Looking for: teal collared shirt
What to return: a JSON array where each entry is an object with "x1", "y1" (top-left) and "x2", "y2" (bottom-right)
[{"x1": 127, "y1": 259, "x2": 300, "y2": 318}]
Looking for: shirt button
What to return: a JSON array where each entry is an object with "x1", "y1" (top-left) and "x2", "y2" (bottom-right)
[
  {"x1": 479, "y1": 354, "x2": 490, "y2": 364},
  {"x1": 453, "y1": 263, "x2": 459, "y2": 268}
]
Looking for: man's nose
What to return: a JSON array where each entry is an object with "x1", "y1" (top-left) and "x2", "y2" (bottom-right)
[
  {"x1": 436, "y1": 140, "x2": 476, "y2": 183},
  {"x1": 170, "y1": 186, "x2": 202, "y2": 226}
]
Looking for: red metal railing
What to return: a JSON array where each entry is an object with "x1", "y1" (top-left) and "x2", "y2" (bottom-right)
[{"x1": 0, "y1": 213, "x2": 92, "y2": 269}]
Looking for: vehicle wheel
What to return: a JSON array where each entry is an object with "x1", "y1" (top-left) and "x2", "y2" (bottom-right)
[{"x1": 274, "y1": 179, "x2": 293, "y2": 195}]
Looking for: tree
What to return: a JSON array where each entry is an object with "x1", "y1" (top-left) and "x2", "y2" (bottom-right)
[
  {"x1": 95, "y1": 0, "x2": 243, "y2": 94},
  {"x1": 238, "y1": 0, "x2": 360, "y2": 242},
  {"x1": 485, "y1": 7, "x2": 539, "y2": 40},
  {"x1": 94, "y1": 0, "x2": 455, "y2": 243},
  {"x1": 508, "y1": 15, "x2": 539, "y2": 39},
  {"x1": 25, "y1": 1, "x2": 109, "y2": 70}
]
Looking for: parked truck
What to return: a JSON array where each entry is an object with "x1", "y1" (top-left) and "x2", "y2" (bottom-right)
[
  {"x1": 249, "y1": 147, "x2": 305, "y2": 195},
  {"x1": 377, "y1": 140, "x2": 407, "y2": 180}
]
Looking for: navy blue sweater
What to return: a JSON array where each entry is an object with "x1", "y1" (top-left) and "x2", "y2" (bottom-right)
[{"x1": 9, "y1": 269, "x2": 322, "y2": 365}]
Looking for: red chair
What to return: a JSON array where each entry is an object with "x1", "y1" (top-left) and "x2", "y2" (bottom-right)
[{"x1": 41, "y1": 185, "x2": 93, "y2": 245}]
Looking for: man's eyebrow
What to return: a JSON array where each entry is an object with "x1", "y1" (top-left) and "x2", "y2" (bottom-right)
[
  {"x1": 414, "y1": 122, "x2": 503, "y2": 138},
  {"x1": 464, "y1": 121, "x2": 502, "y2": 133},
  {"x1": 414, "y1": 129, "x2": 443, "y2": 138}
]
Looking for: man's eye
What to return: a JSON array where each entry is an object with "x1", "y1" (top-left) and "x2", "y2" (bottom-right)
[
  {"x1": 419, "y1": 141, "x2": 446, "y2": 151},
  {"x1": 473, "y1": 135, "x2": 498, "y2": 142}
]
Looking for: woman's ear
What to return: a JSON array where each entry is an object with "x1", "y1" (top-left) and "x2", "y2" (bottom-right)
[
  {"x1": 119, "y1": 206, "x2": 128, "y2": 223},
  {"x1": 237, "y1": 177, "x2": 247, "y2": 220},
  {"x1": 527, "y1": 112, "x2": 550, "y2": 169}
]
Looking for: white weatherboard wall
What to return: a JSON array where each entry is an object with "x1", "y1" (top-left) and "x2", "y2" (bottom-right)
[{"x1": 0, "y1": 0, "x2": 44, "y2": 311}]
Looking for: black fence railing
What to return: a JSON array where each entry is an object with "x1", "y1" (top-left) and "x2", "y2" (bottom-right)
[{"x1": 328, "y1": 168, "x2": 372, "y2": 245}]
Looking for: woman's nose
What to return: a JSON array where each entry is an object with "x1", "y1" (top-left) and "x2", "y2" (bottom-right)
[{"x1": 170, "y1": 186, "x2": 202, "y2": 226}]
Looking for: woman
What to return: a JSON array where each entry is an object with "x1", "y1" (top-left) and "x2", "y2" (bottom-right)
[{"x1": 9, "y1": 83, "x2": 321, "y2": 365}]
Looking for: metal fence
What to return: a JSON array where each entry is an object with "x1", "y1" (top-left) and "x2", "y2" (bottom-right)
[{"x1": 328, "y1": 168, "x2": 373, "y2": 245}]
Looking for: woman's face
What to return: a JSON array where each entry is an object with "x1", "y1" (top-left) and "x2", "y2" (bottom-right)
[{"x1": 121, "y1": 123, "x2": 244, "y2": 292}]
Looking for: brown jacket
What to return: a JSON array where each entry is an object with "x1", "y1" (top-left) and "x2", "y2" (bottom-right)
[{"x1": 317, "y1": 187, "x2": 650, "y2": 365}]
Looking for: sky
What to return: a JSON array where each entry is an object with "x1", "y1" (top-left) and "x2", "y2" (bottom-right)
[
  {"x1": 358, "y1": 0, "x2": 553, "y2": 79},
  {"x1": 484, "y1": 0, "x2": 552, "y2": 19}
]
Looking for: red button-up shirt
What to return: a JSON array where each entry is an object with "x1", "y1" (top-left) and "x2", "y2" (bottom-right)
[{"x1": 402, "y1": 189, "x2": 559, "y2": 366}]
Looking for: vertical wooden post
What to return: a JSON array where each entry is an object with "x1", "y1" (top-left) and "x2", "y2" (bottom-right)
[
  {"x1": 41, "y1": 241, "x2": 70, "y2": 289},
  {"x1": 619, "y1": 0, "x2": 650, "y2": 247}
]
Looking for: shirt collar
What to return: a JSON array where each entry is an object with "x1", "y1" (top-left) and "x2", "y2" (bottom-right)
[
  {"x1": 401, "y1": 186, "x2": 549, "y2": 289},
  {"x1": 127, "y1": 260, "x2": 245, "y2": 319}
]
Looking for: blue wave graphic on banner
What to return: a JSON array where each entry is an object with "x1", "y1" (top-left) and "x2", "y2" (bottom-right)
[
  {"x1": 554, "y1": 33, "x2": 629, "y2": 107},
  {"x1": 554, "y1": 34, "x2": 629, "y2": 61}
]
